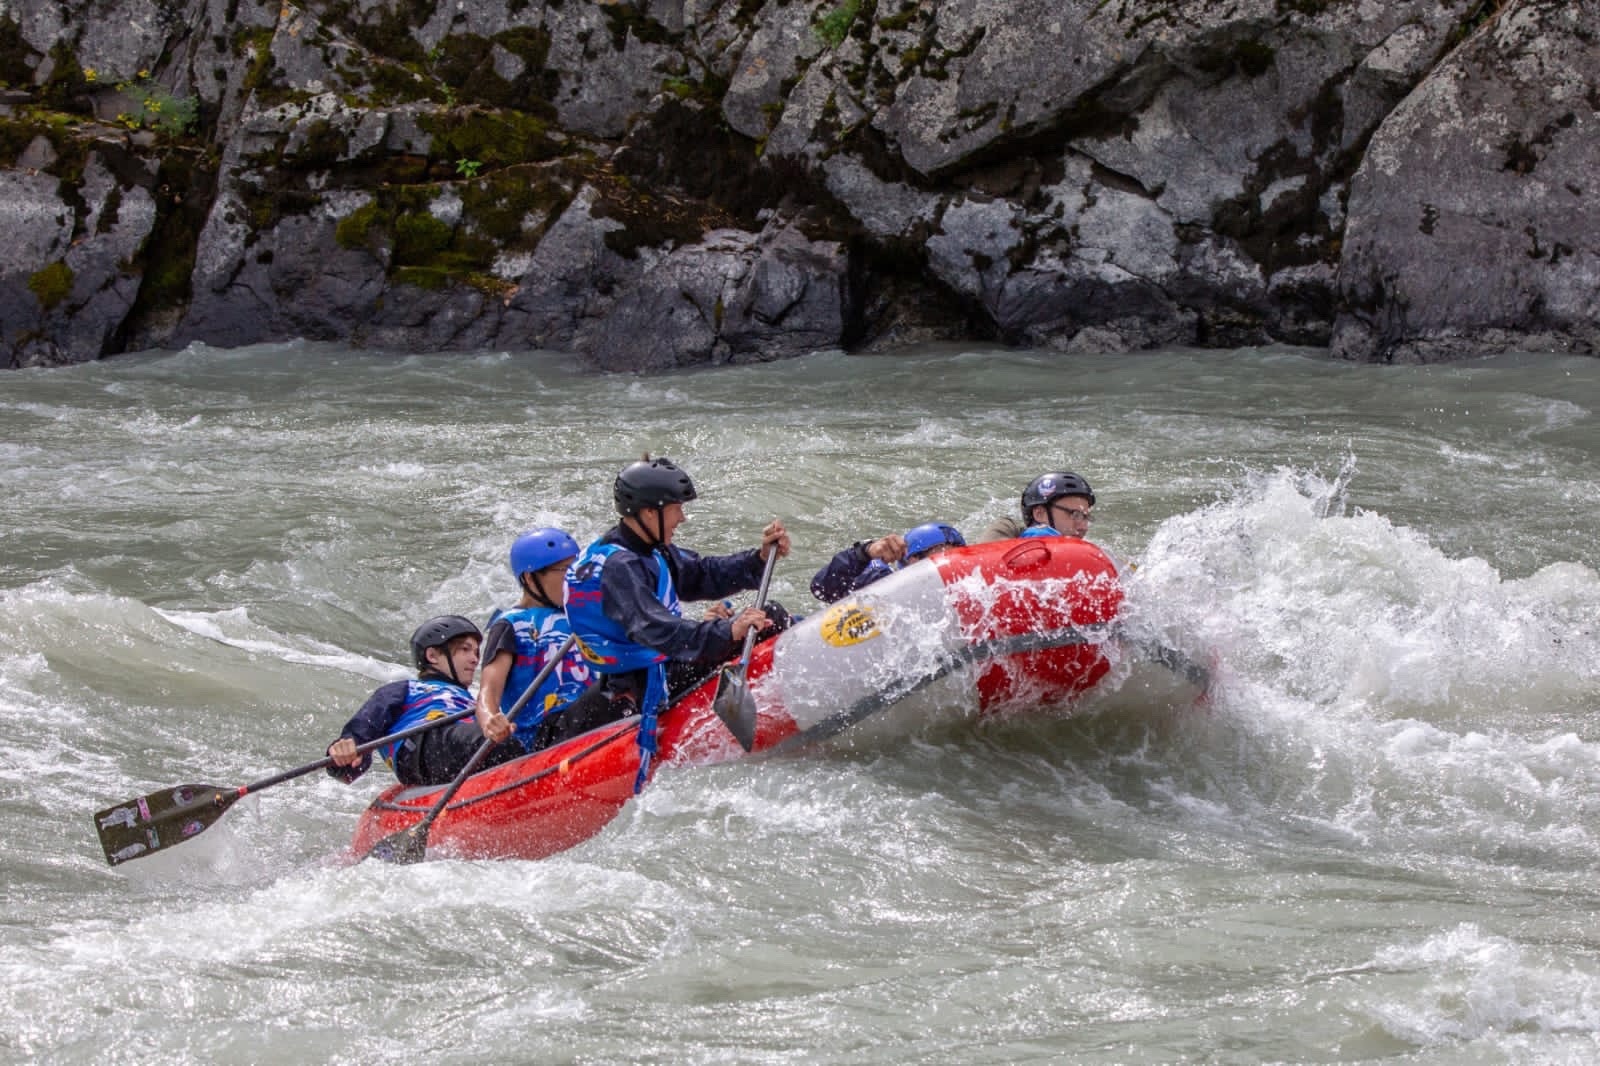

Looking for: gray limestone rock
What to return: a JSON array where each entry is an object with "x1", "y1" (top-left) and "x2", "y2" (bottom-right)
[
  {"x1": 1333, "y1": 0, "x2": 1600, "y2": 361},
  {"x1": 1, "y1": 148, "x2": 158, "y2": 368}
]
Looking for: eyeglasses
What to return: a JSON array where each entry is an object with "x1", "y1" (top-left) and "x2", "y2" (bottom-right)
[{"x1": 1051, "y1": 504, "x2": 1093, "y2": 523}]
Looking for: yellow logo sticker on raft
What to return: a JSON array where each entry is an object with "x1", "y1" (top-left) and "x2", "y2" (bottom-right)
[{"x1": 819, "y1": 602, "x2": 881, "y2": 647}]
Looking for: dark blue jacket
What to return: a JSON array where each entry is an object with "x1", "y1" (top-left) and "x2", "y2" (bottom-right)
[
  {"x1": 591, "y1": 524, "x2": 765, "y2": 692},
  {"x1": 325, "y1": 672, "x2": 466, "y2": 782},
  {"x1": 810, "y1": 542, "x2": 894, "y2": 603}
]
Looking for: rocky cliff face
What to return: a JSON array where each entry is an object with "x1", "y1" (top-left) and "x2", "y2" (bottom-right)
[
  {"x1": 1333, "y1": 0, "x2": 1599, "y2": 361},
  {"x1": 0, "y1": 0, "x2": 1593, "y2": 371}
]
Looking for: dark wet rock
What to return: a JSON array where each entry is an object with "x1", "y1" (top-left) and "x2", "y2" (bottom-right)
[{"x1": 1, "y1": 144, "x2": 158, "y2": 368}]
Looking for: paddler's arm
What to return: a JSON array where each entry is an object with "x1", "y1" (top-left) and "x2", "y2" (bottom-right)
[
  {"x1": 674, "y1": 520, "x2": 792, "y2": 602},
  {"x1": 600, "y1": 551, "x2": 745, "y2": 664},
  {"x1": 325, "y1": 680, "x2": 409, "y2": 782},
  {"x1": 472, "y1": 621, "x2": 517, "y2": 744},
  {"x1": 973, "y1": 514, "x2": 1024, "y2": 544},
  {"x1": 811, "y1": 543, "x2": 871, "y2": 603}
]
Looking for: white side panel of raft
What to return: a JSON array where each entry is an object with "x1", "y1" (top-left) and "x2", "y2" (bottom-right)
[{"x1": 763, "y1": 559, "x2": 969, "y2": 732}]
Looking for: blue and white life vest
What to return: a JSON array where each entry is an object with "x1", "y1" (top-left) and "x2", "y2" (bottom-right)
[
  {"x1": 494, "y1": 604, "x2": 593, "y2": 748},
  {"x1": 379, "y1": 679, "x2": 474, "y2": 767},
  {"x1": 564, "y1": 541, "x2": 678, "y2": 791}
]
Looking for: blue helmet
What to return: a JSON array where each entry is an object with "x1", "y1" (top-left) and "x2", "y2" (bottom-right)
[
  {"x1": 903, "y1": 522, "x2": 966, "y2": 562},
  {"x1": 509, "y1": 527, "x2": 580, "y2": 579}
]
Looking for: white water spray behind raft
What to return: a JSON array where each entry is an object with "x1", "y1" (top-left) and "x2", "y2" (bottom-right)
[{"x1": 1117, "y1": 464, "x2": 1600, "y2": 873}]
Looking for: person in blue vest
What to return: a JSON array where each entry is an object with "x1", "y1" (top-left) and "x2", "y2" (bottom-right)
[
  {"x1": 563, "y1": 456, "x2": 789, "y2": 788},
  {"x1": 974, "y1": 471, "x2": 1096, "y2": 542},
  {"x1": 809, "y1": 521, "x2": 966, "y2": 603},
  {"x1": 474, "y1": 527, "x2": 599, "y2": 753},
  {"x1": 326, "y1": 615, "x2": 522, "y2": 786}
]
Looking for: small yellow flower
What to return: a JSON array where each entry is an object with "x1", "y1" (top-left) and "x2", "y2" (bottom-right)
[
  {"x1": 148, "y1": 100, "x2": 162, "y2": 112},
  {"x1": 83, "y1": 67, "x2": 97, "y2": 82},
  {"x1": 137, "y1": 69, "x2": 150, "y2": 79}
]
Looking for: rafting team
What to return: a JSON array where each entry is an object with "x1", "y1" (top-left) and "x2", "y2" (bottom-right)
[{"x1": 325, "y1": 457, "x2": 1098, "y2": 791}]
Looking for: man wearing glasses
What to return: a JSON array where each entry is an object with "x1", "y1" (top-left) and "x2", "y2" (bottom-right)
[{"x1": 974, "y1": 471, "x2": 1096, "y2": 543}]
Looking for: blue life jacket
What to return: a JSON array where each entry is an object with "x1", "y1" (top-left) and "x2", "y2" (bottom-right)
[
  {"x1": 379, "y1": 679, "x2": 474, "y2": 768},
  {"x1": 565, "y1": 540, "x2": 677, "y2": 792},
  {"x1": 494, "y1": 604, "x2": 593, "y2": 748}
]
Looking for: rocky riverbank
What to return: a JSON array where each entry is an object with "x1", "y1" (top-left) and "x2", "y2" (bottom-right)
[{"x1": 1, "y1": 0, "x2": 1594, "y2": 371}]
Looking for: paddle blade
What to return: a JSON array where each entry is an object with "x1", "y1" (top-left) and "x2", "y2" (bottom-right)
[
  {"x1": 1134, "y1": 638, "x2": 1213, "y2": 694},
  {"x1": 711, "y1": 667, "x2": 758, "y2": 752},
  {"x1": 364, "y1": 824, "x2": 430, "y2": 865},
  {"x1": 94, "y1": 784, "x2": 238, "y2": 866}
]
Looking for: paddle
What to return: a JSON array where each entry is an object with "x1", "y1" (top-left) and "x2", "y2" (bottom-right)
[
  {"x1": 93, "y1": 703, "x2": 483, "y2": 867},
  {"x1": 711, "y1": 547, "x2": 780, "y2": 752},
  {"x1": 364, "y1": 633, "x2": 577, "y2": 865},
  {"x1": 1129, "y1": 634, "x2": 1212, "y2": 691}
]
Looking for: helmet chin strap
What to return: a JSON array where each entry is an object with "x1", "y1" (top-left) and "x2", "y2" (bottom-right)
[
  {"x1": 430, "y1": 644, "x2": 466, "y2": 687},
  {"x1": 633, "y1": 506, "x2": 666, "y2": 551},
  {"x1": 523, "y1": 572, "x2": 561, "y2": 611}
]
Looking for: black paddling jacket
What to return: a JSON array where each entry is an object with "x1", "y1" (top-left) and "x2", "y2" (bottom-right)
[{"x1": 586, "y1": 524, "x2": 765, "y2": 692}]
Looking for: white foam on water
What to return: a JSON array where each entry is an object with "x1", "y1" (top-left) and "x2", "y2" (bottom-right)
[
  {"x1": 1109, "y1": 463, "x2": 1600, "y2": 872},
  {"x1": 4, "y1": 347, "x2": 1598, "y2": 1063},
  {"x1": 154, "y1": 606, "x2": 406, "y2": 682},
  {"x1": 1361, "y1": 923, "x2": 1600, "y2": 1047}
]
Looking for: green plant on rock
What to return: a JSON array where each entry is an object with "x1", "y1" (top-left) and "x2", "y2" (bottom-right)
[
  {"x1": 455, "y1": 157, "x2": 483, "y2": 178},
  {"x1": 116, "y1": 72, "x2": 198, "y2": 136},
  {"x1": 420, "y1": 109, "x2": 560, "y2": 170},
  {"x1": 394, "y1": 212, "x2": 453, "y2": 263},
  {"x1": 815, "y1": 0, "x2": 861, "y2": 48}
]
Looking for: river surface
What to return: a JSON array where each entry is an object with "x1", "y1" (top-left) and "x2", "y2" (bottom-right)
[{"x1": 2, "y1": 343, "x2": 1598, "y2": 1064}]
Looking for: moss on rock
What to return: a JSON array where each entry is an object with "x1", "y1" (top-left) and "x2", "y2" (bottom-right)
[
  {"x1": 27, "y1": 261, "x2": 74, "y2": 309},
  {"x1": 419, "y1": 108, "x2": 564, "y2": 170}
]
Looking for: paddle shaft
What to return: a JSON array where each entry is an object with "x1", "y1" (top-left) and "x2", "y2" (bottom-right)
[
  {"x1": 707, "y1": 547, "x2": 780, "y2": 753},
  {"x1": 95, "y1": 693, "x2": 487, "y2": 865},
  {"x1": 243, "y1": 704, "x2": 480, "y2": 796},
  {"x1": 733, "y1": 547, "x2": 781, "y2": 673},
  {"x1": 369, "y1": 633, "x2": 577, "y2": 861}
]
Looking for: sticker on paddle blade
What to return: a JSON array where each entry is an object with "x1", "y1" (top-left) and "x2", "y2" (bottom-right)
[
  {"x1": 819, "y1": 602, "x2": 880, "y2": 647},
  {"x1": 98, "y1": 805, "x2": 139, "y2": 831},
  {"x1": 110, "y1": 842, "x2": 147, "y2": 863}
]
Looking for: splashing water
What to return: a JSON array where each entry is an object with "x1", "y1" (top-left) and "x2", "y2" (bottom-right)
[{"x1": 2, "y1": 344, "x2": 1598, "y2": 1063}]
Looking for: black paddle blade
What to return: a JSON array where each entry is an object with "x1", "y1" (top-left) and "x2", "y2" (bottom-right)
[
  {"x1": 94, "y1": 784, "x2": 237, "y2": 866},
  {"x1": 364, "y1": 825, "x2": 430, "y2": 865},
  {"x1": 711, "y1": 667, "x2": 758, "y2": 752}
]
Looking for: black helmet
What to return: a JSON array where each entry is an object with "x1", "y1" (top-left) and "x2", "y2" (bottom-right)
[
  {"x1": 1020, "y1": 471, "x2": 1095, "y2": 519},
  {"x1": 614, "y1": 457, "x2": 697, "y2": 516},
  {"x1": 409, "y1": 614, "x2": 481, "y2": 670}
]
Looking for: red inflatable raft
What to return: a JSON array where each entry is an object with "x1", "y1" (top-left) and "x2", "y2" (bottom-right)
[{"x1": 348, "y1": 536, "x2": 1124, "y2": 862}]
